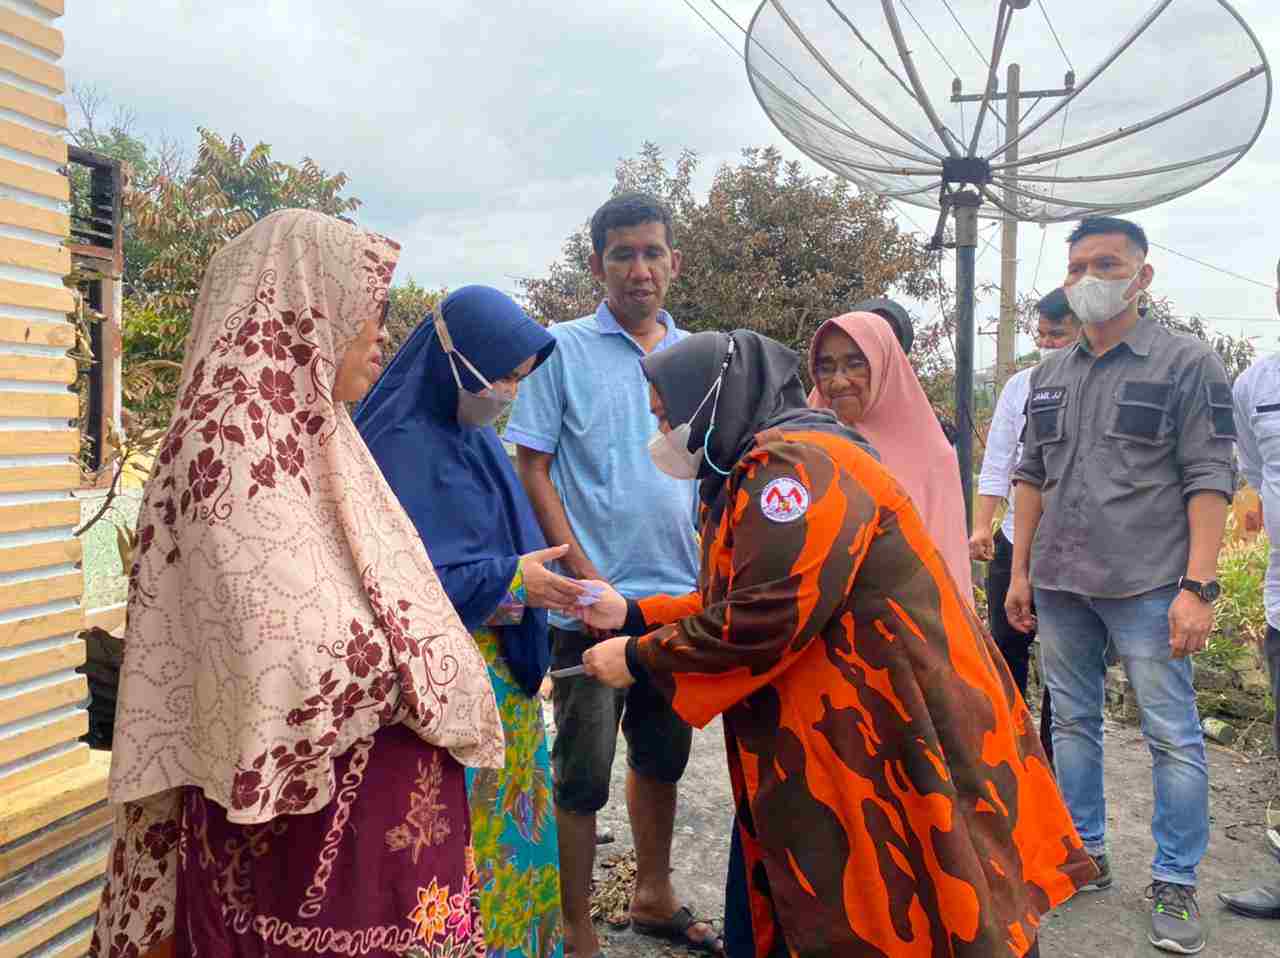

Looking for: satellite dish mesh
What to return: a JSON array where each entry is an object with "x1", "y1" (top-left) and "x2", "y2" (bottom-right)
[{"x1": 746, "y1": 0, "x2": 1271, "y2": 222}]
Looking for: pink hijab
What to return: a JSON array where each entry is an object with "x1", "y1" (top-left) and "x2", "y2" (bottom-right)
[{"x1": 808, "y1": 311, "x2": 973, "y2": 599}]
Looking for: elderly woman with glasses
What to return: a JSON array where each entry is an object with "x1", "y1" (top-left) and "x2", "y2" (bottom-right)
[{"x1": 807, "y1": 311, "x2": 973, "y2": 599}]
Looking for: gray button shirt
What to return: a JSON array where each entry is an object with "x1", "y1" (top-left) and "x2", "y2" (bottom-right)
[{"x1": 1013, "y1": 316, "x2": 1236, "y2": 598}]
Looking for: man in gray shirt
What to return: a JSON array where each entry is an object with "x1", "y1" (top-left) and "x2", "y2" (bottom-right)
[{"x1": 1007, "y1": 217, "x2": 1235, "y2": 955}]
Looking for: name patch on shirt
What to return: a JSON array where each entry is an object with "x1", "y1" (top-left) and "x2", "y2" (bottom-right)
[
  {"x1": 1030, "y1": 387, "x2": 1066, "y2": 407},
  {"x1": 760, "y1": 477, "x2": 809, "y2": 523}
]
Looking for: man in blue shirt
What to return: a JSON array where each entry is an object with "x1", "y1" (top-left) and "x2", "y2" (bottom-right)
[{"x1": 506, "y1": 193, "x2": 716, "y2": 955}]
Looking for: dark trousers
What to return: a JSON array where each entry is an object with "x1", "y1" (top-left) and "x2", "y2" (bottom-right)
[
  {"x1": 1266, "y1": 625, "x2": 1280, "y2": 755},
  {"x1": 988, "y1": 530, "x2": 1055, "y2": 769}
]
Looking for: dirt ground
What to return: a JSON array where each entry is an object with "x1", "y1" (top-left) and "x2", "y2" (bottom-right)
[{"x1": 546, "y1": 703, "x2": 1279, "y2": 957}]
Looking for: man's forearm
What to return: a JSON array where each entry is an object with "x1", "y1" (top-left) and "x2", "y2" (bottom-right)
[
  {"x1": 974, "y1": 494, "x2": 1002, "y2": 533},
  {"x1": 1010, "y1": 482, "x2": 1043, "y2": 580},
  {"x1": 515, "y1": 454, "x2": 595, "y2": 574},
  {"x1": 1185, "y1": 491, "x2": 1229, "y2": 581}
]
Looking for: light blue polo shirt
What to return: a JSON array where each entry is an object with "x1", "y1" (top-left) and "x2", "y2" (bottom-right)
[{"x1": 505, "y1": 301, "x2": 700, "y2": 631}]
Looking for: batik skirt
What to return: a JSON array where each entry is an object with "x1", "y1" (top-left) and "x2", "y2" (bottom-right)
[{"x1": 92, "y1": 724, "x2": 484, "y2": 958}]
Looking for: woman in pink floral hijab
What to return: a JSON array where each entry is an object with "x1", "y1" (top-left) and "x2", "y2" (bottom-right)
[{"x1": 91, "y1": 210, "x2": 504, "y2": 957}]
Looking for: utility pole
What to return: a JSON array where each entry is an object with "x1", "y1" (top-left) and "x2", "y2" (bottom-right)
[
  {"x1": 999, "y1": 63, "x2": 1020, "y2": 388},
  {"x1": 952, "y1": 67, "x2": 1075, "y2": 390}
]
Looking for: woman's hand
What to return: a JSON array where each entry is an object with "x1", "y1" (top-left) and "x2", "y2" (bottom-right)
[
  {"x1": 582, "y1": 636, "x2": 634, "y2": 688},
  {"x1": 577, "y1": 580, "x2": 627, "y2": 631},
  {"x1": 520, "y1": 545, "x2": 585, "y2": 612}
]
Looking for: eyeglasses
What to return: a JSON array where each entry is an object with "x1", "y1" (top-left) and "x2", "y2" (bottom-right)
[
  {"x1": 814, "y1": 354, "x2": 871, "y2": 381},
  {"x1": 378, "y1": 297, "x2": 391, "y2": 329}
]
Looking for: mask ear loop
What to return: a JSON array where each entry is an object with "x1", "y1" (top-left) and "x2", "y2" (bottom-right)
[
  {"x1": 702, "y1": 337, "x2": 736, "y2": 477},
  {"x1": 434, "y1": 307, "x2": 495, "y2": 392}
]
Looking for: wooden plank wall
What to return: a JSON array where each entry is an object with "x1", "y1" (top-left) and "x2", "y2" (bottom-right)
[{"x1": 0, "y1": 5, "x2": 109, "y2": 956}]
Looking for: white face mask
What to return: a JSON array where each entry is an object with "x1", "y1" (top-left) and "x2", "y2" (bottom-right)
[
  {"x1": 1065, "y1": 273, "x2": 1139, "y2": 326},
  {"x1": 1039, "y1": 345, "x2": 1064, "y2": 359},
  {"x1": 435, "y1": 309, "x2": 516, "y2": 428},
  {"x1": 648, "y1": 424, "x2": 704, "y2": 480},
  {"x1": 647, "y1": 341, "x2": 735, "y2": 480}
]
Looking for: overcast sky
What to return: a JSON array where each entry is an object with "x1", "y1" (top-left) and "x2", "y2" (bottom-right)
[{"x1": 63, "y1": 0, "x2": 1280, "y2": 366}]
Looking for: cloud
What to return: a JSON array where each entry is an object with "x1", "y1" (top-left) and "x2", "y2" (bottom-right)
[{"x1": 62, "y1": 0, "x2": 1280, "y2": 358}]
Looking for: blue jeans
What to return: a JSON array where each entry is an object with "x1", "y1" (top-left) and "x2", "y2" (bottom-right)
[{"x1": 1035, "y1": 584, "x2": 1209, "y2": 886}]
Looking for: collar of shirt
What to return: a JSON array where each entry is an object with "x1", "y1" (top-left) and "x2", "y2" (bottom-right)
[
  {"x1": 594, "y1": 300, "x2": 679, "y2": 347},
  {"x1": 1075, "y1": 313, "x2": 1157, "y2": 359}
]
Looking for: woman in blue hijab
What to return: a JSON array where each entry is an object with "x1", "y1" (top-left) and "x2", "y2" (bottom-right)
[{"x1": 355, "y1": 285, "x2": 578, "y2": 958}]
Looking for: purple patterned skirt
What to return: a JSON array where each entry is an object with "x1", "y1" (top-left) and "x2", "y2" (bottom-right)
[{"x1": 174, "y1": 724, "x2": 483, "y2": 957}]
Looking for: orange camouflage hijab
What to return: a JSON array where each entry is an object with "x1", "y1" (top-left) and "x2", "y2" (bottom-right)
[{"x1": 108, "y1": 209, "x2": 504, "y2": 824}]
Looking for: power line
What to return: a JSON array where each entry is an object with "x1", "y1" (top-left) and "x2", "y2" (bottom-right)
[
  {"x1": 897, "y1": 0, "x2": 994, "y2": 141},
  {"x1": 1148, "y1": 241, "x2": 1276, "y2": 290},
  {"x1": 1030, "y1": 102, "x2": 1072, "y2": 293},
  {"x1": 899, "y1": 0, "x2": 963, "y2": 79},
  {"x1": 682, "y1": 0, "x2": 936, "y2": 239},
  {"x1": 677, "y1": 0, "x2": 741, "y2": 58},
  {"x1": 940, "y1": 0, "x2": 991, "y2": 67},
  {"x1": 1036, "y1": 0, "x2": 1075, "y2": 72}
]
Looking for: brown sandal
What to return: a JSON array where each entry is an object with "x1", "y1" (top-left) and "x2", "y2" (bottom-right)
[{"x1": 631, "y1": 905, "x2": 724, "y2": 955}]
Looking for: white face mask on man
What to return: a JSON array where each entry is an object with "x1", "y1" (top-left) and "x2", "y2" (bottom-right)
[{"x1": 1065, "y1": 273, "x2": 1139, "y2": 326}]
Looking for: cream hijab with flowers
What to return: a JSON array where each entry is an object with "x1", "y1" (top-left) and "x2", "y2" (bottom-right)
[{"x1": 108, "y1": 209, "x2": 503, "y2": 823}]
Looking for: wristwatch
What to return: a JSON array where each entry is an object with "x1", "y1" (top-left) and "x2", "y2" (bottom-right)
[{"x1": 1178, "y1": 577, "x2": 1221, "y2": 603}]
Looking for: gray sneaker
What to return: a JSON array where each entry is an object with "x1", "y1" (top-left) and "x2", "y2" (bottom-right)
[
  {"x1": 1147, "y1": 881, "x2": 1205, "y2": 954},
  {"x1": 1079, "y1": 853, "x2": 1112, "y2": 892}
]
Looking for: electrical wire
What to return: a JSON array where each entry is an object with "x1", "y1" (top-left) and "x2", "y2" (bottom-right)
[
  {"x1": 899, "y1": 0, "x2": 963, "y2": 80},
  {"x1": 822, "y1": 0, "x2": 919, "y2": 104},
  {"x1": 682, "y1": 0, "x2": 935, "y2": 239},
  {"x1": 698, "y1": 0, "x2": 929, "y2": 182},
  {"x1": 1037, "y1": 0, "x2": 1075, "y2": 72},
  {"x1": 677, "y1": 0, "x2": 741, "y2": 59},
  {"x1": 941, "y1": 0, "x2": 991, "y2": 67},
  {"x1": 1030, "y1": 102, "x2": 1072, "y2": 294},
  {"x1": 1148, "y1": 241, "x2": 1276, "y2": 290},
  {"x1": 899, "y1": 0, "x2": 1003, "y2": 138}
]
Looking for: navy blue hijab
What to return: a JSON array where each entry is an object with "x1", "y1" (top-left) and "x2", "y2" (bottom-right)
[{"x1": 353, "y1": 286, "x2": 555, "y2": 696}]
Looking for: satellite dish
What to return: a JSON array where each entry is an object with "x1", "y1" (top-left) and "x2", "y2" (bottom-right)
[
  {"x1": 745, "y1": 0, "x2": 1270, "y2": 223},
  {"x1": 743, "y1": 0, "x2": 1271, "y2": 527}
]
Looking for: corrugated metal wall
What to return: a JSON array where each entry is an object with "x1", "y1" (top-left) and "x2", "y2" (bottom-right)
[{"x1": 0, "y1": 3, "x2": 112, "y2": 955}]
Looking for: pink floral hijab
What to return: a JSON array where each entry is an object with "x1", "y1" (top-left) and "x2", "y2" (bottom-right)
[
  {"x1": 109, "y1": 209, "x2": 504, "y2": 822},
  {"x1": 807, "y1": 311, "x2": 973, "y2": 600}
]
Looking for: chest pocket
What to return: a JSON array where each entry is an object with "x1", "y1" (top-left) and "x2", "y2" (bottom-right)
[
  {"x1": 1252, "y1": 398, "x2": 1280, "y2": 451},
  {"x1": 1107, "y1": 380, "x2": 1173, "y2": 446},
  {"x1": 1026, "y1": 386, "x2": 1068, "y2": 445}
]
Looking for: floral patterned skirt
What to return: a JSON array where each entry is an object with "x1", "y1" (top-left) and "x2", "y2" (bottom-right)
[
  {"x1": 466, "y1": 630, "x2": 563, "y2": 958},
  {"x1": 93, "y1": 724, "x2": 484, "y2": 958}
]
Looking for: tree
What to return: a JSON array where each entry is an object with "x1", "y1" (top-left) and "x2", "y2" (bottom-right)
[
  {"x1": 63, "y1": 96, "x2": 371, "y2": 553},
  {"x1": 130, "y1": 129, "x2": 360, "y2": 315},
  {"x1": 520, "y1": 144, "x2": 943, "y2": 362},
  {"x1": 385, "y1": 278, "x2": 448, "y2": 355},
  {"x1": 68, "y1": 84, "x2": 185, "y2": 297}
]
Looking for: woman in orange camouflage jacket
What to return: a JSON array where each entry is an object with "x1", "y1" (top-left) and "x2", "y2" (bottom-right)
[{"x1": 579, "y1": 330, "x2": 1094, "y2": 958}]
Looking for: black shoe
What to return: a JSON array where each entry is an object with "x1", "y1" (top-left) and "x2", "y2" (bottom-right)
[{"x1": 1218, "y1": 885, "x2": 1280, "y2": 920}]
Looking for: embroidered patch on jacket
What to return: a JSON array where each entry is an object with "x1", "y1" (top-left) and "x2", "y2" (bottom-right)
[{"x1": 760, "y1": 477, "x2": 810, "y2": 523}]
